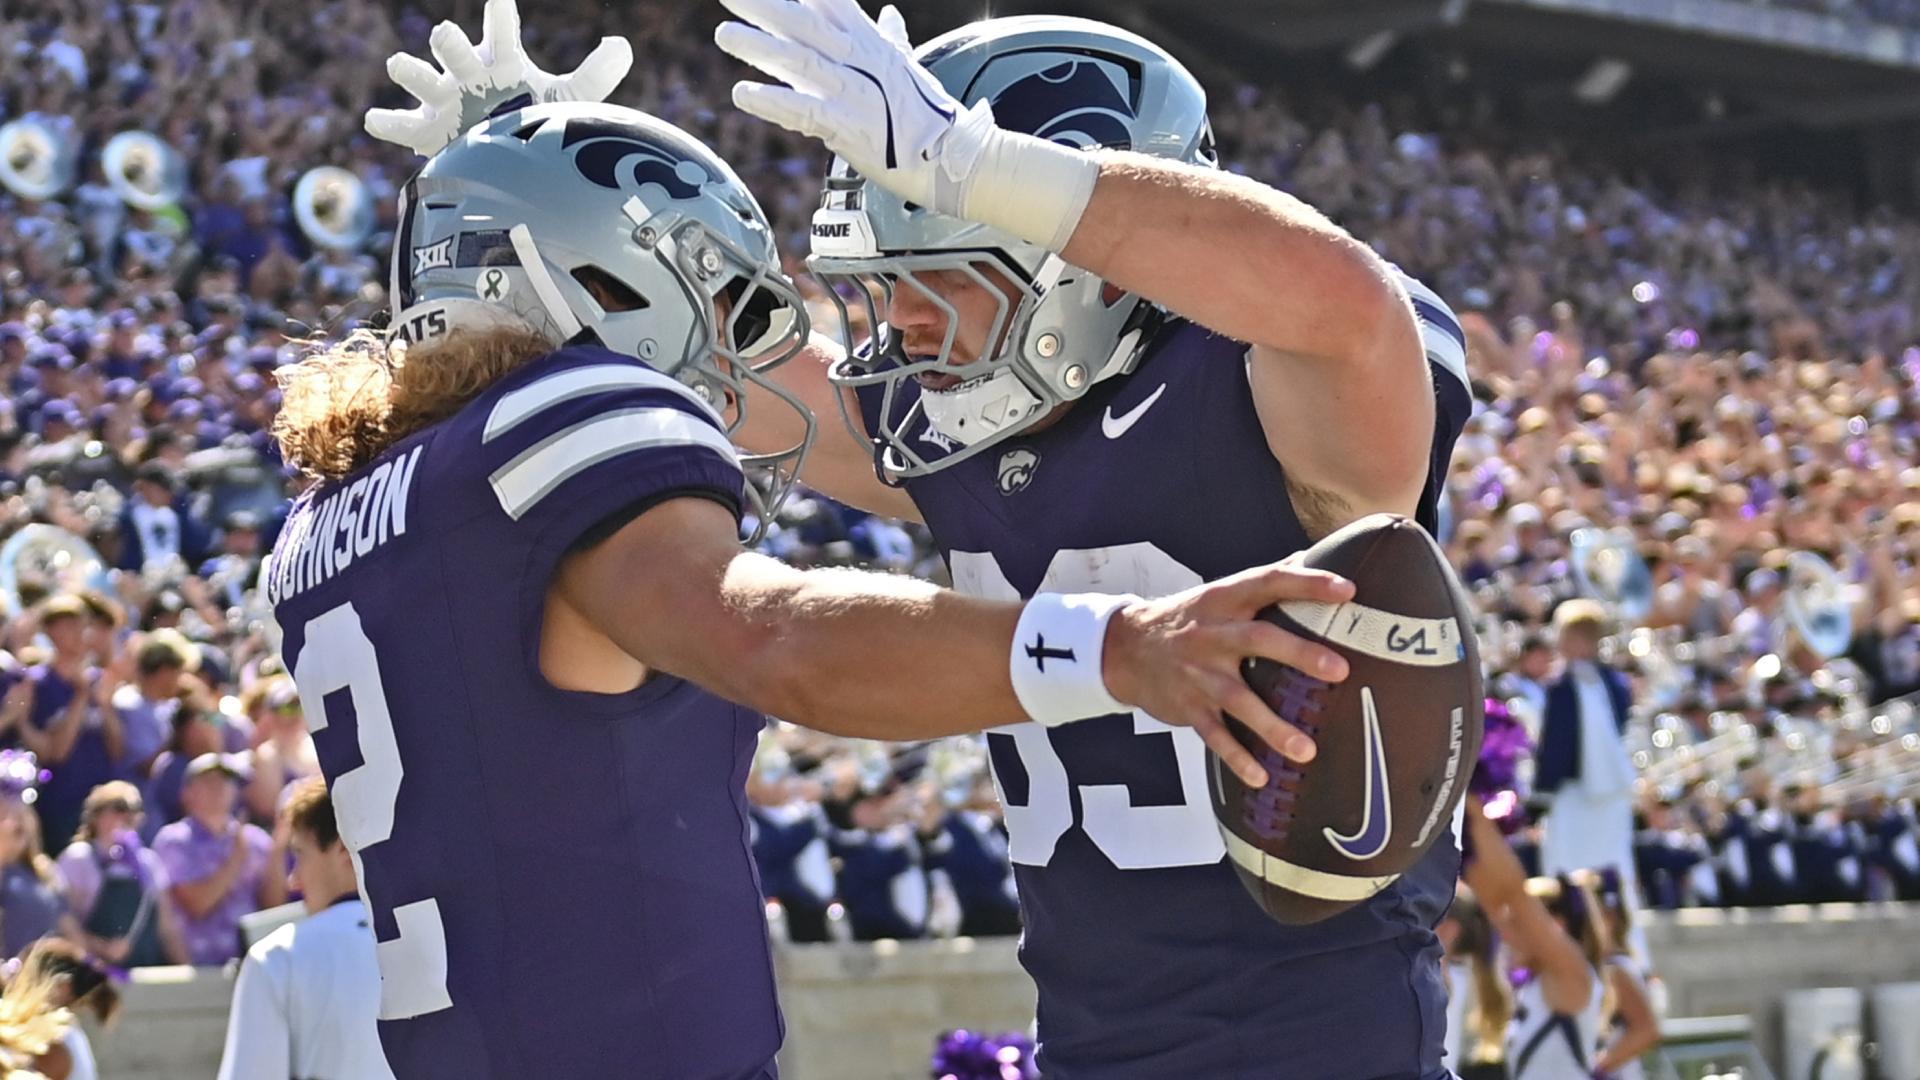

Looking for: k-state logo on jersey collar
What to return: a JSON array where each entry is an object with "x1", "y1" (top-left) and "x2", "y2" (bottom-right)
[{"x1": 997, "y1": 448, "x2": 1040, "y2": 495}]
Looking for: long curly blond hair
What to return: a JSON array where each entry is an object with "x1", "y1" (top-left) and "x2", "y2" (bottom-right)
[{"x1": 273, "y1": 327, "x2": 555, "y2": 482}]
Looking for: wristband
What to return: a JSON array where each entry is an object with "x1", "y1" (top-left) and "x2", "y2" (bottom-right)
[
  {"x1": 1009, "y1": 592, "x2": 1138, "y2": 727},
  {"x1": 931, "y1": 118, "x2": 1102, "y2": 254}
]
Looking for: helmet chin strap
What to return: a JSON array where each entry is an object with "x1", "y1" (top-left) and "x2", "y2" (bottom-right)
[
  {"x1": 919, "y1": 365, "x2": 1043, "y2": 447},
  {"x1": 508, "y1": 224, "x2": 584, "y2": 340}
]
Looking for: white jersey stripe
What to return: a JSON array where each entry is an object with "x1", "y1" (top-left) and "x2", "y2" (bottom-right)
[
  {"x1": 488, "y1": 406, "x2": 738, "y2": 519},
  {"x1": 1399, "y1": 273, "x2": 1470, "y2": 390},
  {"x1": 484, "y1": 364, "x2": 721, "y2": 443}
]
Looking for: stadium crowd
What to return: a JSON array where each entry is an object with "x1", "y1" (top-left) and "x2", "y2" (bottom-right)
[{"x1": 0, "y1": 0, "x2": 1916, "y2": 972}]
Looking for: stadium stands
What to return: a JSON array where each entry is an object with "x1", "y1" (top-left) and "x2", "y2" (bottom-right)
[{"x1": 1, "y1": 0, "x2": 1917, "y2": 977}]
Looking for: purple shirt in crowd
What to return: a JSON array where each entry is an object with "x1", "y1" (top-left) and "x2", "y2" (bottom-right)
[
  {"x1": 142, "y1": 750, "x2": 190, "y2": 843},
  {"x1": 0, "y1": 862, "x2": 65, "y2": 957},
  {"x1": 26, "y1": 665, "x2": 116, "y2": 847},
  {"x1": 151, "y1": 817, "x2": 270, "y2": 965},
  {"x1": 57, "y1": 839, "x2": 171, "y2": 920},
  {"x1": 110, "y1": 687, "x2": 173, "y2": 778}
]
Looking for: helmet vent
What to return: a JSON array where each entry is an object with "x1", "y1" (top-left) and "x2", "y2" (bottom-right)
[{"x1": 571, "y1": 265, "x2": 650, "y2": 313}]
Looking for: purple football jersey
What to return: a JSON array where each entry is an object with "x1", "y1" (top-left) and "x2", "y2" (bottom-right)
[
  {"x1": 270, "y1": 344, "x2": 781, "y2": 1080},
  {"x1": 859, "y1": 284, "x2": 1474, "y2": 1078}
]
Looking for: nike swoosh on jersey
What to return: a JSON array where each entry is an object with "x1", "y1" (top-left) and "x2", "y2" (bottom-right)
[
  {"x1": 1324, "y1": 687, "x2": 1393, "y2": 861},
  {"x1": 1100, "y1": 383, "x2": 1168, "y2": 439}
]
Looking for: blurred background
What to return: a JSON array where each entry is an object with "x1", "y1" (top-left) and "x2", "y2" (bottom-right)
[{"x1": 4, "y1": 0, "x2": 1920, "y2": 1076}]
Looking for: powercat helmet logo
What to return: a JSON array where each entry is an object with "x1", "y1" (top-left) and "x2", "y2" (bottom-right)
[
  {"x1": 561, "y1": 118, "x2": 714, "y2": 200},
  {"x1": 984, "y1": 58, "x2": 1137, "y2": 151}
]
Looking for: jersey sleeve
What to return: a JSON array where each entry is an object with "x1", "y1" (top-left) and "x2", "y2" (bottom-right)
[
  {"x1": 1399, "y1": 273, "x2": 1472, "y2": 535},
  {"x1": 473, "y1": 348, "x2": 747, "y2": 555}
]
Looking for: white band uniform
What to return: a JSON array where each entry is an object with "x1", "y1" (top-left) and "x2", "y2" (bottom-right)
[{"x1": 1010, "y1": 592, "x2": 1139, "y2": 727}]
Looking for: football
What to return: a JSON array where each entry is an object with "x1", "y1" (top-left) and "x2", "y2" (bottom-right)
[{"x1": 1208, "y1": 513, "x2": 1484, "y2": 925}]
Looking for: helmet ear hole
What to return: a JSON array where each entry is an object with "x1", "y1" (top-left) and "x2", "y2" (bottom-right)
[
  {"x1": 571, "y1": 266, "x2": 650, "y2": 314},
  {"x1": 722, "y1": 278, "x2": 783, "y2": 355}
]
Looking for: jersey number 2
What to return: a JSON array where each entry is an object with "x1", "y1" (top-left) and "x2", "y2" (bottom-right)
[
  {"x1": 950, "y1": 543, "x2": 1227, "y2": 871},
  {"x1": 293, "y1": 602, "x2": 454, "y2": 1021}
]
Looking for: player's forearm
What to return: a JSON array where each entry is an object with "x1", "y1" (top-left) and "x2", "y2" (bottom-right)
[
  {"x1": 1061, "y1": 152, "x2": 1406, "y2": 361},
  {"x1": 561, "y1": 498, "x2": 1175, "y2": 742},
  {"x1": 679, "y1": 553, "x2": 1031, "y2": 737}
]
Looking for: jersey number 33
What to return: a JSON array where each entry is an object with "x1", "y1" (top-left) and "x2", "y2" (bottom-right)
[{"x1": 951, "y1": 543, "x2": 1226, "y2": 872}]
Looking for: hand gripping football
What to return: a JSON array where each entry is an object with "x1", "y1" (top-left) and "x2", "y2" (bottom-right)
[{"x1": 1208, "y1": 514, "x2": 1484, "y2": 924}]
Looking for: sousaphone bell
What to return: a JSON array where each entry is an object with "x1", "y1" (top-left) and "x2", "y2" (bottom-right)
[
  {"x1": 293, "y1": 166, "x2": 375, "y2": 251},
  {"x1": 0, "y1": 118, "x2": 77, "y2": 201},
  {"x1": 102, "y1": 131, "x2": 186, "y2": 210},
  {"x1": 1783, "y1": 551, "x2": 1854, "y2": 660},
  {"x1": 1570, "y1": 527, "x2": 1654, "y2": 624}
]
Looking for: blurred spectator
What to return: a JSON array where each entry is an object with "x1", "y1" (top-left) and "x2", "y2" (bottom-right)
[
  {"x1": 822, "y1": 777, "x2": 939, "y2": 943},
  {"x1": 241, "y1": 678, "x2": 315, "y2": 827},
  {"x1": 199, "y1": 511, "x2": 266, "y2": 611},
  {"x1": 0, "y1": 793, "x2": 70, "y2": 959},
  {"x1": 927, "y1": 778, "x2": 1022, "y2": 939},
  {"x1": 144, "y1": 705, "x2": 226, "y2": 842},
  {"x1": 1536, "y1": 602, "x2": 1639, "y2": 894},
  {"x1": 1500, "y1": 631, "x2": 1555, "y2": 738},
  {"x1": 115, "y1": 463, "x2": 211, "y2": 575},
  {"x1": 0, "y1": 595, "x2": 120, "y2": 849},
  {"x1": 108, "y1": 633, "x2": 194, "y2": 783},
  {"x1": 57, "y1": 782, "x2": 185, "y2": 969},
  {"x1": 152, "y1": 754, "x2": 282, "y2": 966},
  {"x1": 747, "y1": 751, "x2": 834, "y2": 944}
]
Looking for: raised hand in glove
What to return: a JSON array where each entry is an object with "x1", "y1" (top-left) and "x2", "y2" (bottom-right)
[
  {"x1": 715, "y1": 0, "x2": 1098, "y2": 252},
  {"x1": 365, "y1": 0, "x2": 633, "y2": 157}
]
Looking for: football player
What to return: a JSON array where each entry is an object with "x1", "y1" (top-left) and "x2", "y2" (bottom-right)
[
  {"x1": 712, "y1": 3, "x2": 1476, "y2": 1075},
  {"x1": 287, "y1": 7, "x2": 1359, "y2": 1077}
]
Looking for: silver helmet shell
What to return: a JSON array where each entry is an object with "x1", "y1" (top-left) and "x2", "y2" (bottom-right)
[
  {"x1": 388, "y1": 101, "x2": 814, "y2": 526},
  {"x1": 807, "y1": 16, "x2": 1214, "y2": 479}
]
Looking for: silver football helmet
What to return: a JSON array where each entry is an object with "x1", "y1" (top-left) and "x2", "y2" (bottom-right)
[
  {"x1": 808, "y1": 16, "x2": 1215, "y2": 479},
  {"x1": 390, "y1": 101, "x2": 814, "y2": 526}
]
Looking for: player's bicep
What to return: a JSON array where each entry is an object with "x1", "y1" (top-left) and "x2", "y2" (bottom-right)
[
  {"x1": 552, "y1": 496, "x2": 792, "y2": 706},
  {"x1": 747, "y1": 335, "x2": 921, "y2": 521},
  {"x1": 1249, "y1": 275, "x2": 1454, "y2": 528}
]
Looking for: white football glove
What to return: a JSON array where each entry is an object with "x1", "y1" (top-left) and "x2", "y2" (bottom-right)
[
  {"x1": 715, "y1": 0, "x2": 1097, "y2": 251},
  {"x1": 365, "y1": 0, "x2": 634, "y2": 157},
  {"x1": 715, "y1": 0, "x2": 986, "y2": 212}
]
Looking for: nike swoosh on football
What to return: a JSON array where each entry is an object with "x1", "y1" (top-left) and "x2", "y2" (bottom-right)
[
  {"x1": 1324, "y1": 687, "x2": 1393, "y2": 861},
  {"x1": 1101, "y1": 383, "x2": 1168, "y2": 439}
]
